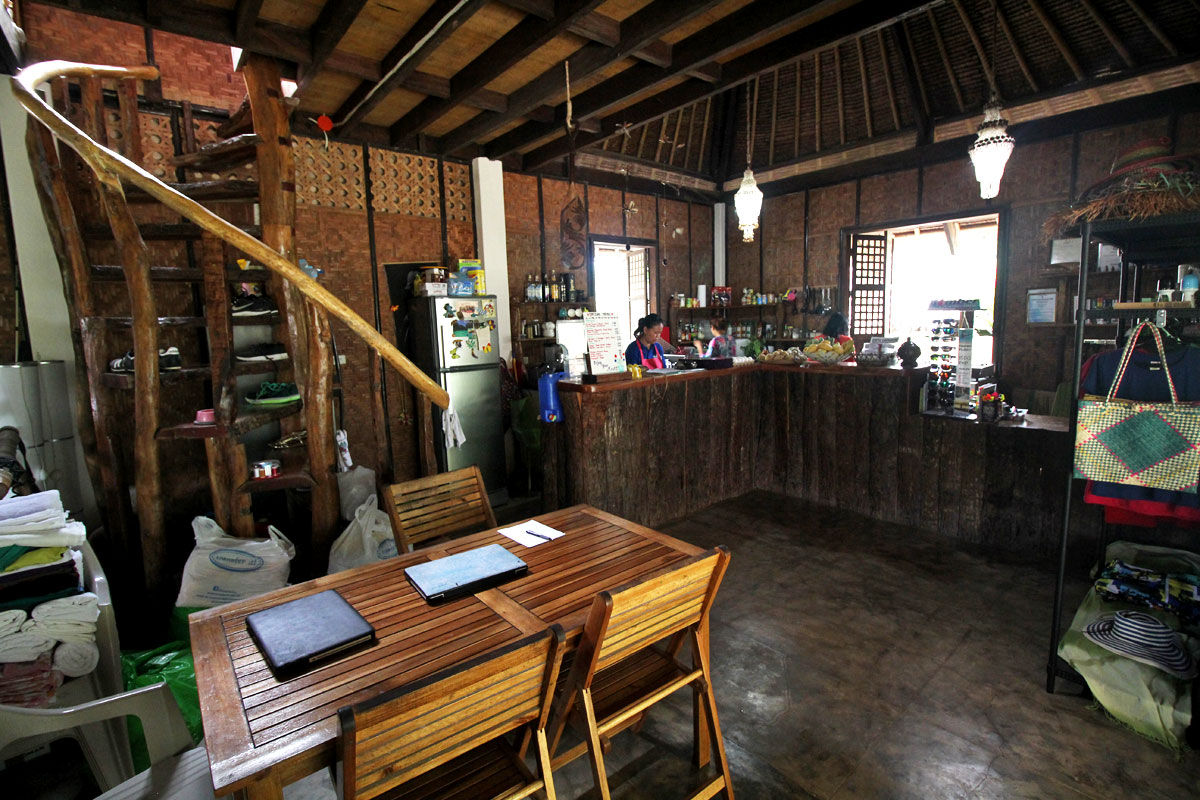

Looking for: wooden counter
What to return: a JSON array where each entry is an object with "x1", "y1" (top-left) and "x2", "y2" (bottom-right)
[{"x1": 543, "y1": 364, "x2": 1072, "y2": 558}]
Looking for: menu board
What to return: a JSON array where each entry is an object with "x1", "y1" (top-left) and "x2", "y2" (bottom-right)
[{"x1": 583, "y1": 312, "x2": 627, "y2": 374}]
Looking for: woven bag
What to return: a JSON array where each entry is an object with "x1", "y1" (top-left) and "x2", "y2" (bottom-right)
[{"x1": 1075, "y1": 322, "x2": 1200, "y2": 492}]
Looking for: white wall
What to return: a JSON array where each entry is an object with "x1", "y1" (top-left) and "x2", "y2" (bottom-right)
[
  {"x1": 471, "y1": 157, "x2": 510, "y2": 359},
  {"x1": 0, "y1": 87, "x2": 98, "y2": 527}
]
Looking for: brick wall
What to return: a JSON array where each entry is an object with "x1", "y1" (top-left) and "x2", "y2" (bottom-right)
[
  {"x1": 737, "y1": 112, "x2": 1200, "y2": 393},
  {"x1": 22, "y1": 5, "x2": 244, "y2": 112}
]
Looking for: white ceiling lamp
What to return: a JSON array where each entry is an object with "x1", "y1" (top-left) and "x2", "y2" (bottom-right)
[
  {"x1": 969, "y1": 94, "x2": 1014, "y2": 200},
  {"x1": 734, "y1": 82, "x2": 763, "y2": 242},
  {"x1": 968, "y1": 0, "x2": 1014, "y2": 200}
]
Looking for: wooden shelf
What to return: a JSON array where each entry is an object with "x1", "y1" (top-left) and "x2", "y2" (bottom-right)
[
  {"x1": 90, "y1": 264, "x2": 273, "y2": 283},
  {"x1": 231, "y1": 401, "x2": 303, "y2": 436},
  {"x1": 103, "y1": 316, "x2": 206, "y2": 329},
  {"x1": 516, "y1": 337, "x2": 554, "y2": 343},
  {"x1": 156, "y1": 421, "x2": 226, "y2": 440},
  {"x1": 238, "y1": 468, "x2": 314, "y2": 493},
  {"x1": 675, "y1": 304, "x2": 778, "y2": 312},
  {"x1": 168, "y1": 134, "x2": 260, "y2": 170},
  {"x1": 103, "y1": 359, "x2": 290, "y2": 389},
  {"x1": 85, "y1": 223, "x2": 262, "y2": 241},
  {"x1": 232, "y1": 312, "x2": 281, "y2": 325},
  {"x1": 124, "y1": 179, "x2": 260, "y2": 204}
]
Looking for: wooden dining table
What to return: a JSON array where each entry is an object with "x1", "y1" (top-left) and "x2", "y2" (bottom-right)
[{"x1": 190, "y1": 504, "x2": 707, "y2": 799}]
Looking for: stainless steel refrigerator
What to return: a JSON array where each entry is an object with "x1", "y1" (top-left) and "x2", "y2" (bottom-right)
[{"x1": 409, "y1": 296, "x2": 506, "y2": 499}]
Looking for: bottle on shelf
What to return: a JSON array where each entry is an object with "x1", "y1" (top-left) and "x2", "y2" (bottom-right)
[
  {"x1": 525, "y1": 274, "x2": 536, "y2": 302},
  {"x1": 565, "y1": 271, "x2": 575, "y2": 301},
  {"x1": 550, "y1": 270, "x2": 561, "y2": 302}
]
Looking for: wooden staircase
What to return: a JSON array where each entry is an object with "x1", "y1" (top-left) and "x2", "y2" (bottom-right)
[{"x1": 13, "y1": 59, "x2": 448, "y2": 606}]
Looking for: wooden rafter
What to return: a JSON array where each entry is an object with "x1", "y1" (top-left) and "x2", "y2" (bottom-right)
[
  {"x1": 815, "y1": 52, "x2": 822, "y2": 151},
  {"x1": 234, "y1": 0, "x2": 265, "y2": 46},
  {"x1": 1026, "y1": 0, "x2": 1085, "y2": 80},
  {"x1": 994, "y1": 0, "x2": 1039, "y2": 92},
  {"x1": 387, "y1": 0, "x2": 607, "y2": 143},
  {"x1": 335, "y1": 0, "x2": 491, "y2": 135},
  {"x1": 894, "y1": 21, "x2": 930, "y2": 144},
  {"x1": 794, "y1": 60, "x2": 801, "y2": 158},
  {"x1": 1078, "y1": 0, "x2": 1134, "y2": 68},
  {"x1": 297, "y1": 0, "x2": 370, "y2": 94},
  {"x1": 637, "y1": 123, "x2": 649, "y2": 160},
  {"x1": 488, "y1": 0, "x2": 895, "y2": 161},
  {"x1": 950, "y1": 0, "x2": 1002, "y2": 91},
  {"x1": 655, "y1": 113, "x2": 669, "y2": 162},
  {"x1": 855, "y1": 37, "x2": 872, "y2": 139},
  {"x1": 667, "y1": 107, "x2": 685, "y2": 166},
  {"x1": 440, "y1": 0, "x2": 726, "y2": 155},
  {"x1": 876, "y1": 29, "x2": 901, "y2": 131},
  {"x1": 1124, "y1": 0, "x2": 1177, "y2": 57},
  {"x1": 928, "y1": 8, "x2": 964, "y2": 112},
  {"x1": 834, "y1": 45, "x2": 845, "y2": 145},
  {"x1": 768, "y1": 69, "x2": 779, "y2": 165},
  {"x1": 696, "y1": 97, "x2": 712, "y2": 173},
  {"x1": 684, "y1": 101, "x2": 698, "y2": 169}
]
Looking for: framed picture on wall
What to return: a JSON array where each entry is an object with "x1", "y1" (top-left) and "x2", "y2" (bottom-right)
[{"x1": 1027, "y1": 288, "x2": 1057, "y2": 324}]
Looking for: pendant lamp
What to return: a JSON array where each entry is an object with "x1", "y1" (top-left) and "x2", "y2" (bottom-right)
[
  {"x1": 734, "y1": 83, "x2": 763, "y2": 242},
  {"x1": 969, "y1": 94, "x2": 1014, "y2": 200}
]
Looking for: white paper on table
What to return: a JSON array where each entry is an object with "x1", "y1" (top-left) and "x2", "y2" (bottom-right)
[{"x1": 497, "y1": 520, "x2": 566, "y2": 548}]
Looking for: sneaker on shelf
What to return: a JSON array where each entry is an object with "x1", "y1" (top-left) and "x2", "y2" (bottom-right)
[
  {"x1": 234, "y1": 342, "x2": 289, "y2": 362},
  {"x1": 232, "y1": 293, "x2": 277, "y2": 317},
  {"x1": 245, "y1": 382, "x2": 300, "y2": 405},
  {"x1": 268, "y1": 430, "x2": 307, "y2": 449},
  {"x1": 109, "y1": 346, "x2": 182, "y2": 373}
]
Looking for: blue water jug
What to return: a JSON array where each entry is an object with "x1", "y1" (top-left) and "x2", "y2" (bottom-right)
[{"x1": 539, "y1": 371, "x2": 565, "y2": 423}]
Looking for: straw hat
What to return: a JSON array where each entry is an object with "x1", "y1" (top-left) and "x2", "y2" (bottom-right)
[
  {"x1": 1078, "y1": 137, "x2": 1200, "y2": 203},
  {"x1": 1083, "y1": 610, "x2": 1196, "y2": 679}
]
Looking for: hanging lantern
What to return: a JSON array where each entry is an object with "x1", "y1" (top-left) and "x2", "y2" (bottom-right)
[
  {"x1": 734, "y1": 168, "x2": 763, "y2": 242},
  {"x1": 968, "y1": 96, "x2": 1015, "y2": 200}
]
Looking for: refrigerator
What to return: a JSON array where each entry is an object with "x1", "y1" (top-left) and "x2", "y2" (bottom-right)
[{"x1": 409, "y1": 296, "x2": 506, "y2": 501}]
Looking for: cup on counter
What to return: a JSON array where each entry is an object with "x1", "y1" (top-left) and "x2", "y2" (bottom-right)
[{"x1": 629, "y1": 365, "x2": 645, "y2": 379}]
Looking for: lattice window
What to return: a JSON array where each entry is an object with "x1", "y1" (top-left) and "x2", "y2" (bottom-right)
[{"x1": 850, "y1": 234, "x2": 887, "y2": 336}]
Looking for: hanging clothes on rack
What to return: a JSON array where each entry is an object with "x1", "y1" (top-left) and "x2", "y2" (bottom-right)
[{"x1": 1080, "y1": 331, "x2": 1200, "y2": 526}]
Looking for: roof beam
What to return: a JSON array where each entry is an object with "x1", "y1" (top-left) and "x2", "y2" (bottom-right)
[
  {"x1": 518, "y1": 0, "x2": 932, "y2": 170},
  {"x1": 1124, "y1": 0, "x2": 1177, "y2": 57},
  {"x1": 440, "y1": 0, "x2": 728, "y2": 155},
  {"x1": 334, "y1": 0, "x2": 491, "y2": 135},
  {"x1": 1078, "y1": 0, "x2": 1134, "y2": 68},
  {"x1": 893, "y1": 22, "x2": 931, "y2": 144},
  {"x1": 1025, "y1": 0, "x2": 1085, "y2": 81},
  {"x1": 388, "y1": 0, "x2": 607, "y2": 144},
  {"x1": 855, "y1": 38, "x2": 871, "y2": 139},
  {"x1": 927, "y1": 8, "x2": 964, "y2": 112},
  {"x1": 484, "y1": 0, "x2": 857, "y2": 160},
  {"x1": 950, "y1": 0, "x2": 1003, "y2": 90},
  {"x1": 994, "y1": 0, "x2": 1038, "y2": 92},
  {"x1": 234, "y1": 0, "x2": 264, "y2": 45},
  {"x1": 297, "y1": 0, "x2": 370, "y2": 94},
  {"x1": 876, "y1": 29, "x2": 901, "y2": 131}
]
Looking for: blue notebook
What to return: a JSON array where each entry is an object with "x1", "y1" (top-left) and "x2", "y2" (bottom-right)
[{"x1": 405, "y1": 544, "x2": 528, "y2": 603}]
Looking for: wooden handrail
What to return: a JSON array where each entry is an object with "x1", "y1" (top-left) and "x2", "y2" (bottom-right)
[{"x1": 10, "y1": 60, "x2": 450, "y2": 409}]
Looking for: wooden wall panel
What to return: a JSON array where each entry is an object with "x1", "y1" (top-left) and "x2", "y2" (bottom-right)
[
  {"x1": 691, "y1": 204, "x2": 714, "y2": 289},
  {"x1": 588, "y1": 186, "x2": 623, "y2": 237},
  {"x1": 726, "y1": 206, "x2": 760, "y2": 291},
  {"x1": 625, "y1": 192, "x2": 658, "y2": 240},
  {"x1": 918, "y1": 159, "x2": 979, "y2": 217},
  {"x1": 858, "y1": 169, "x2": 918, "y2": 224}
]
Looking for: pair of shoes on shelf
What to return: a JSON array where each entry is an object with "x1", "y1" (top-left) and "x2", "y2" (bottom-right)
[
  {"x1": 269, "y1": 430, "x2": 307, "y2": 449},
  {"x1": 246, "y1": 381, "x2": 300, "y2": 405},
  {"x1": 109, "y1": 347, "x2": 182, "y2": 373},
  {"x1": 235, "y1": 342, "x2": 289, "y2": 362},
  {"x1": 232, "y1": 291, "x2": 278, "y2": 317}
]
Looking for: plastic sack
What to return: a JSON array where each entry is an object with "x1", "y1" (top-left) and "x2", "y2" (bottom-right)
[
  {"x1": 327, "y1": 495, "x2": 396, "y2": 574},
  {"x1": 174, "y1": 517, "x2": 294, "y2": 608},
  {"x1": 337, "y1": 465, "x2": 376, "y2": 521},
  {"x1": 121, "y1": 641, "x2": 200, "y2": 772}
]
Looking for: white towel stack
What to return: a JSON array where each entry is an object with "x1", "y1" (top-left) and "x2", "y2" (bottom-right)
[
  {"x1": 52, "y1": 641, "x2": 99, "y2": 677},
  {"x1": 0, "y1": 491, "x2": 86, "y2": 547},
  {"x1": 0, "y1": 609, "x2": 26, "y2": 637},
  {"x1": 21, "y1": 592, "x2": 99, "y2": 645},
  {"x1": 0, "y1": 630, "x2": 55, "y2": 662}
]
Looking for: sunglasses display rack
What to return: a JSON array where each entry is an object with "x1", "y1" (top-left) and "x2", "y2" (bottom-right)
[{"x1": 924, "y1": 311, "x2": 977, "y2": 414}]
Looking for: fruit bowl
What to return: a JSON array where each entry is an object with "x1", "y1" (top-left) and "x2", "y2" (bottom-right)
[
  {"x1": 806, "y1": 350, "x2": 853, "y2": 365},
  {"x1": 856, "y1": 352, "x2": 895, "y2": 367}
]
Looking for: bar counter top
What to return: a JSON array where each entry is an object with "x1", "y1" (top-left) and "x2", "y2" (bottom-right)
[{"x1": 558, "y1": 361, "x2": 911, "y2": 394}]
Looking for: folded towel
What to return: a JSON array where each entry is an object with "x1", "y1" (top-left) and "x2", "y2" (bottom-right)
[
  {"x1": 32, "y1": 591, "x2": 98, "y2": 623},
  {"x1": 0, "y1": 545, "x2": 31, "y2": 571},
  {"x1": 0, "y1": 653, "x2": 62, "y2": 707},
  {"x1": 0, "y1": 630, "x2": 56, "y2": 662},
  {"x1": 0, "y1": 521, "x2": 87, "y2": 548},
  {"x1": 52, "y1": 641, "x2": 99, "y2": 677},
  {"x1": 0, "y1": 554, "x2": 81, "y2": 604},
  {"x1": 22, "y1": 619, "x2": 96, "y2": 644},
  {"x1": 4, "y1": 547, "x2": 67, "y2": 573},
  {"x1": 0, "y1": 608, "x2": 27, "y2": 637}
]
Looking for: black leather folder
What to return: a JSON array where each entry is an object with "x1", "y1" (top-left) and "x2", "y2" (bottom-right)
[{"x1": 245, "y1": 589, "x2": 375, "y2": 675}]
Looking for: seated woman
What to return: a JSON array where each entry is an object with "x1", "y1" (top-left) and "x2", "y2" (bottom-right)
[
  {"x1": 809, "y1": 312, "x2": 856, "y2": 361},
  {"x1": 694, "y1": 317, "x2": 737, "y2": 357},
  {"x1": 625, "y1": 313, "x2": 666, "y2": 369}
]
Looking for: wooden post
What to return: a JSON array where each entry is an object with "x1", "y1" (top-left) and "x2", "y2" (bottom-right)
[
  {"x1": 417, "y1": 394, "x2": 436, "y2": 477},
  {"x1": 95, "y1": 178, "x2": 165, "y2": 603}
]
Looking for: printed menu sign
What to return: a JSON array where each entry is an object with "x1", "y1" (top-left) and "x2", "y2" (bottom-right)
[{"x1": 583, "y1": 312, "x2": 626, "y2": 374}]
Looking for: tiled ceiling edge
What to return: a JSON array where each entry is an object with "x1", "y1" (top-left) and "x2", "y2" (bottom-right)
[
  {"x1": 721, "y1": 132, "x2": 918, "y2": 191},
  {"x1": 573, "y1": 152, "x2": 719, "y2": 192}
]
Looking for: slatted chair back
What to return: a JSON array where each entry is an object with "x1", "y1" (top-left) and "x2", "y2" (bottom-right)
[
  {"x1": 582, "y1": 547, "x2": 730, "y2": 681},
  {"x1": 338, "y1": 625, "x2": 564, "y2": 800},
  {"x1": 384, "y1": 465, "x2": 497, "y2": 551}
]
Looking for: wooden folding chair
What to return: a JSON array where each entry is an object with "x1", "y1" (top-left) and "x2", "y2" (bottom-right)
[
  {"x1": 384, "y1": 465, "x2": 497, "y2": 551},
  {"x1": 337, "y1": 625, "x2": 565, "y2": 800},
  {"x1": 549, "y1": 547, "x2": 733, "y2": 800}
]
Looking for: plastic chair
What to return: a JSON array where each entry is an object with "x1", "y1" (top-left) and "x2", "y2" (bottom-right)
[{"x1": 0, "y1": 540, "x2": 135, "y2": 790}]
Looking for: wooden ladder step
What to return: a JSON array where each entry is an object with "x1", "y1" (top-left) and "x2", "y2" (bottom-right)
[
  {"x1": 85, "y1": 223, "x2": 263, "y2": 241},
  {"x1": 232, "y1": 400, "x2": 304, "y2": 437},
  {"x1": 102, "y1": 316, "x2": 207, "y2": 328},
  {"x1": 105, "y1": 359, "x2": 292, "y2": 389},
  {"x1": 168, "y1": 134, "x2": 260, "y2": 170},
  {"x1": 124, "y1": 179, "x2": 260, "y2": 204},
  {"x1": 91, "y1": 264, "x2": 272, "y2": 282}
]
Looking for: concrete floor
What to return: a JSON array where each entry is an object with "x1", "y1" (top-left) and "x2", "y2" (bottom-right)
[{"x1": 8, "y1": 490, "x2": 1200, "y2": 799}]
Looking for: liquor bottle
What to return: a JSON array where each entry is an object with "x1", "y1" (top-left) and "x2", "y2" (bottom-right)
[
  {"x1": 526, "y1": 274, "x2": 535, "y2": 302},
  {"x1": 550, "y1": 270, "x2": 561, "y2": 302},
  {"x1": 565, "y1": 271, "x2": 575, "y2": 301}
]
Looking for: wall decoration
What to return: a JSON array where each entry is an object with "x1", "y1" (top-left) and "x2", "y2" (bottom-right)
[
  {"x1": 442, "y1": 161, "x2": 472, "y2": 223},
  {"x1": 560, "y1": 194, "x2": 586, "y2": 270},
  {"x1": 370, "y1": 149, "x2": 441, "y2": 219},
  {"x1": 294, "y1": 136, "x2": 365, "y2": 211}
]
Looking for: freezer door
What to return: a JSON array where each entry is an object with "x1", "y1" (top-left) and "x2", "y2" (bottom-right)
[
  {"x1": 438, "y1": 367, "x2": 505, "y2": 492},
  {"x1": 433, "y1": 296, "x2": 500, "y2": 370}
]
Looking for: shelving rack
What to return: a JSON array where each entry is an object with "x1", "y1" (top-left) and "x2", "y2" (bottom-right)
[
  {"x1": 1047, "y1": 211, "x2": 1200, "y2": 693},
  {"x1": 669, "y1": 302, "x2": 784, "y2": 344}
]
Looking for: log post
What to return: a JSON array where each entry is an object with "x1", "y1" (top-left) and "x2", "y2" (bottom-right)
[{"x1": 417, "y1": 394, "x2": 436, "y2": 477}]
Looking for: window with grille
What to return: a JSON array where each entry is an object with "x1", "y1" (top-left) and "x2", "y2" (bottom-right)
[{"x1": 850, "y1": 234, "x2": 887, "y2": 336}]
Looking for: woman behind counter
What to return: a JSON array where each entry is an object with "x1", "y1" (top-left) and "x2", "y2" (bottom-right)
[
  {"x1": 626, "y1": 313, "x2": 666, "y2": 368},
  {"x1": 694, "y1": 317, "x2": 736, "y2": 357}
]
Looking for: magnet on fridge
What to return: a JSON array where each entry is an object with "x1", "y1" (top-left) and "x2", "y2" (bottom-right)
[{"x1": 442, "y1": 303, "x2": 455, "y2": 318}]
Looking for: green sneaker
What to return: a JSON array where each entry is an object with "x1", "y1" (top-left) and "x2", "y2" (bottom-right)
[{"x1": 245, "y1": 382, "x2": 300, "y2": 405}]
